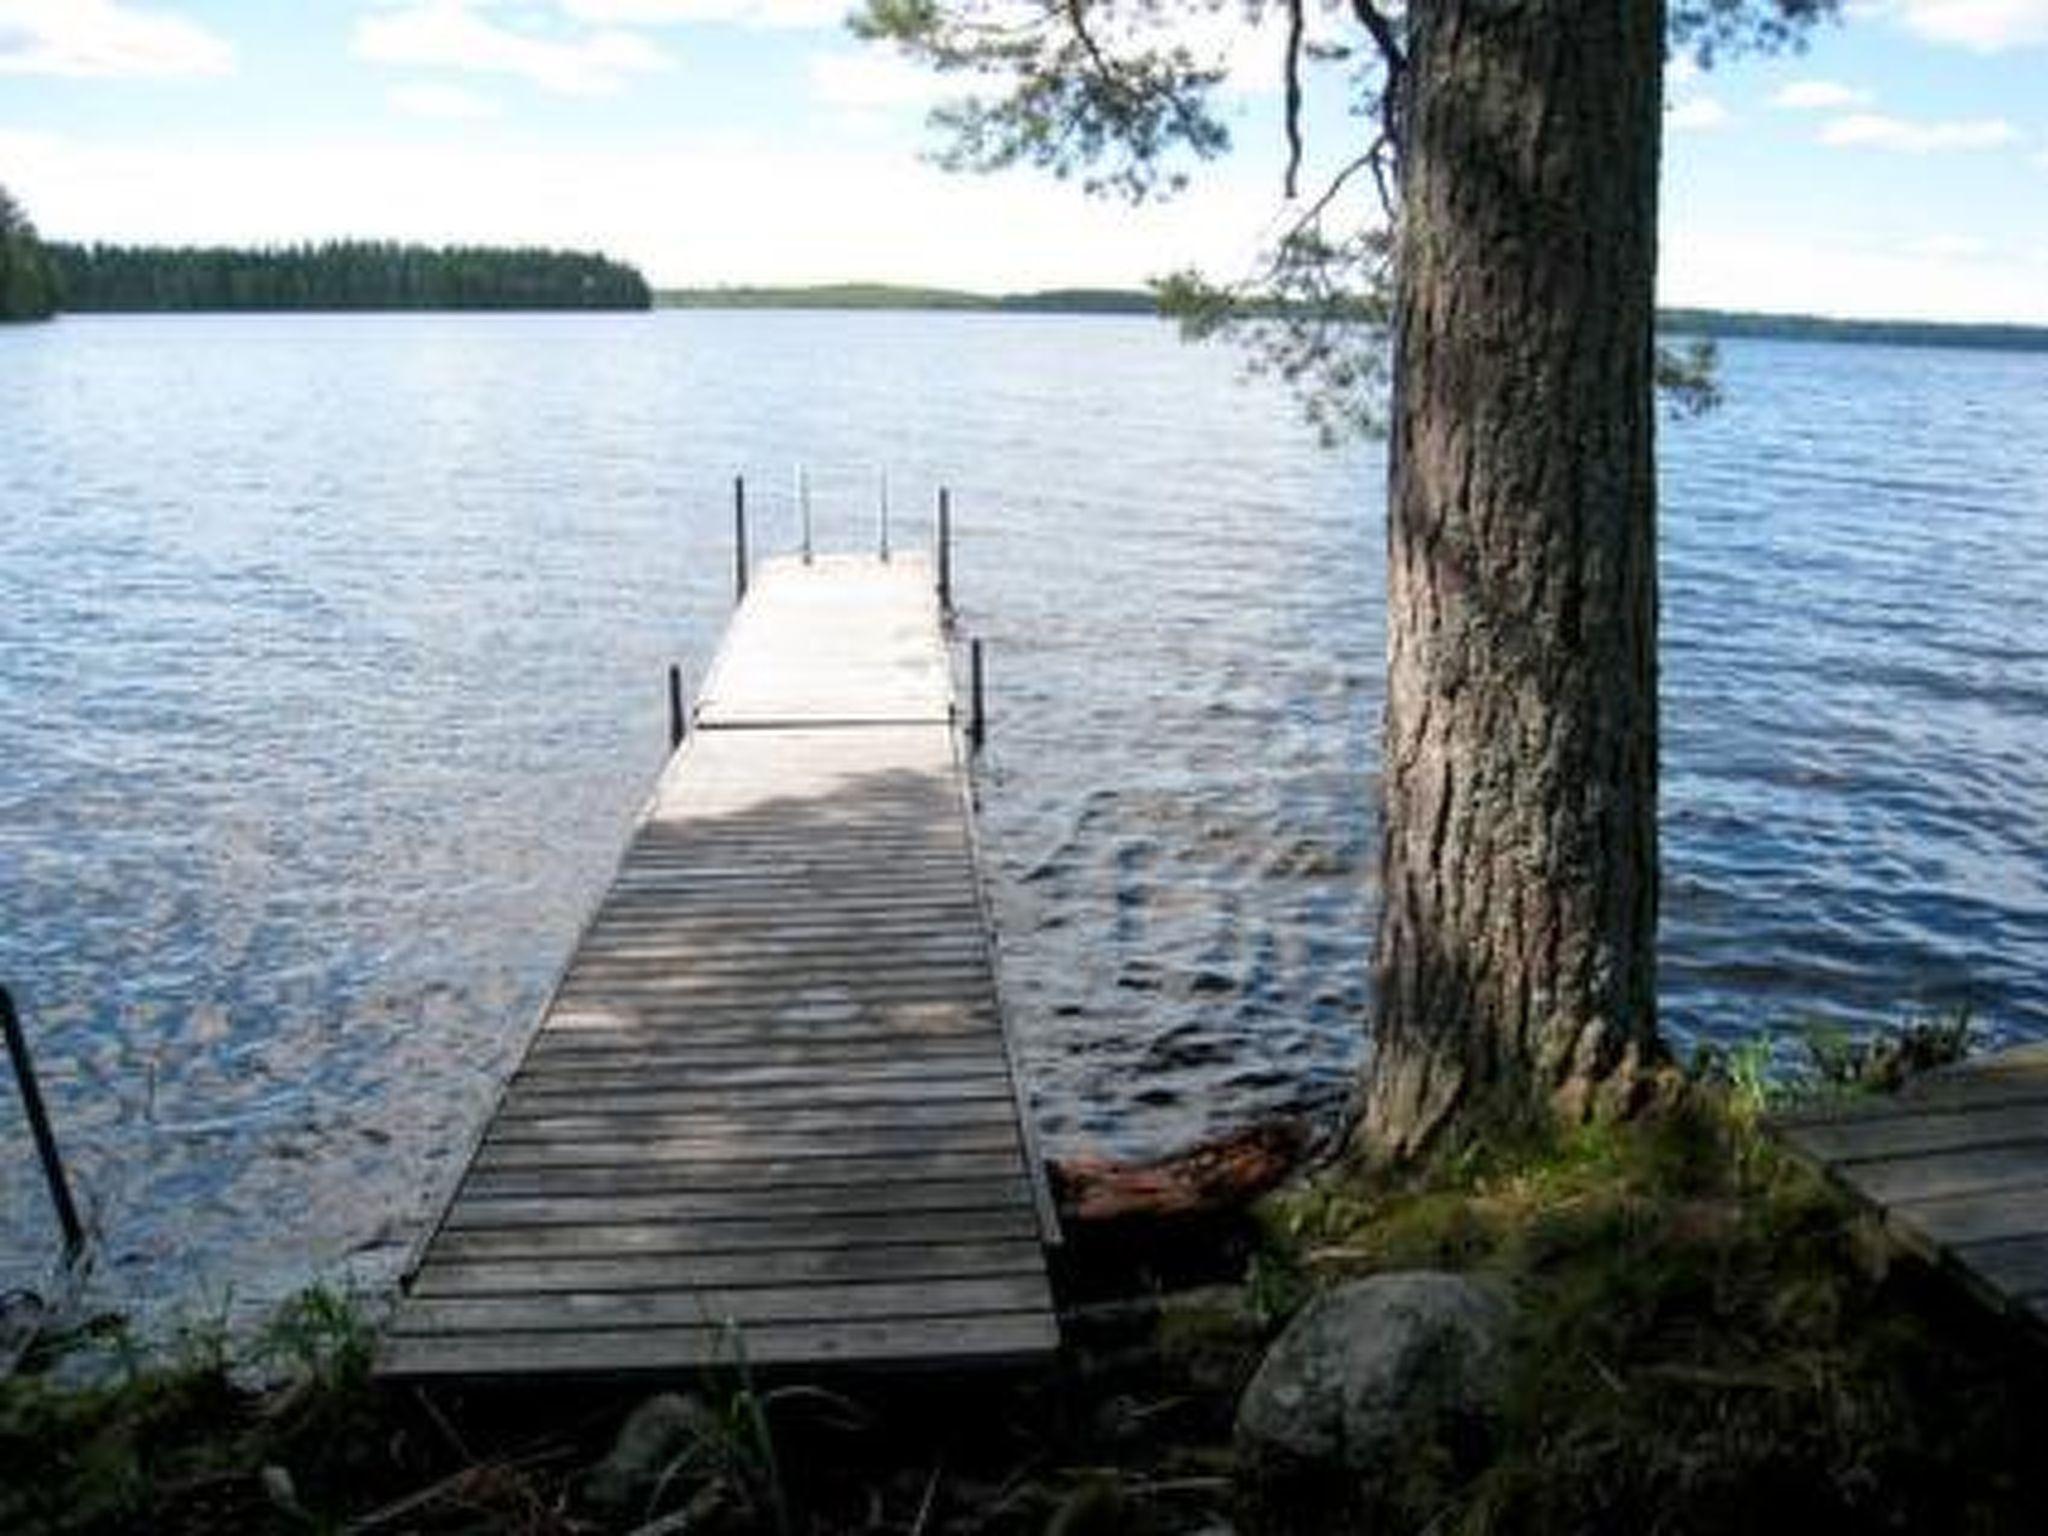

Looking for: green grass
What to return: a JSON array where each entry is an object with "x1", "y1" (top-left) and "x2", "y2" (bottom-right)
[
  {"x1": 0, "y1": 1284, "x2": 397, "y2": 1534},
  {"x1": 1249, "y1": 1061, "x2": 2048, "y2": 1534}
]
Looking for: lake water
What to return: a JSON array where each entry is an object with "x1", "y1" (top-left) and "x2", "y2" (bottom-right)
[{"x1": 1, "y1": 312, "x2": 2044, "y2": 1313}]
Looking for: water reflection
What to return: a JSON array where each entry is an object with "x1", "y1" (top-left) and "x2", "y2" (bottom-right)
[{"x1": 0, "y1": 314, "x2": 2042, "y2": 1315}]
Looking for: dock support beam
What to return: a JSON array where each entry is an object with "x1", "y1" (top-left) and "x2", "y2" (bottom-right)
[
  {"x1": 733, "y1": 476, "x2": 749, "y2": 603},
  {"x1": 667, "y1": 663, "x2": 687, "y2": 751},
  {"x1": 2, "y1": 985, "x2": 86, "y2": 1264},
  {"x1": 968, "y1": 637, "x2": 987, "y2": 753},
  {"x1": 937, "y1": 487, "x2": 953, "y2": 618}
]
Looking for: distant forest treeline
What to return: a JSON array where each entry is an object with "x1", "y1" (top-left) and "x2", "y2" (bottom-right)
[
  {"x1": 661, "y1": 283, "x2": 2048, "y2": 354},
  {"x1": 1658, "y1": 307, "x2": 2048, "y2": 354},
  {"x1": 49, "y1": 241, "x2": 653, "y2": 312}
]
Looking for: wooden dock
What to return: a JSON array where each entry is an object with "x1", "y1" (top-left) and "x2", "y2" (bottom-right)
[
  {"x1": 381, "y1": 551, "x2": 1059, "y2": 1380},
  {"x1": 1776, "y1": 1045, "x2": 2048, "y2": 1336}
]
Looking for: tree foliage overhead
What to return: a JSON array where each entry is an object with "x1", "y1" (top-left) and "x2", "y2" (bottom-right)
[
  {"x1": 858, "y1": 0, "x2": 1838, "y2": 438},
  {"x1": 0, "y1": 182, "x2": 61, "y2": 322},
  {"x1": 46, "y1": 240, "x2": 653, "y2": 313}
]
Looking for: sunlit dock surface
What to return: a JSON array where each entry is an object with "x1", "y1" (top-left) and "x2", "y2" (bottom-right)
[{"x1": 380, "y1": 554, "x2": 1058, "y2": 1379}]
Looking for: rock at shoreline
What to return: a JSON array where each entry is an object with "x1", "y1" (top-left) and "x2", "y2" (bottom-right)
[{"x1": 1235, "y1": 1271, "x2": 1510, "y2": 1497}]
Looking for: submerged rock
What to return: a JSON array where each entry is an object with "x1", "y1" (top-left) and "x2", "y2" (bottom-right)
[{"x1": 1235, "y1": 1271, "x2": 1509, "y2": 1490}]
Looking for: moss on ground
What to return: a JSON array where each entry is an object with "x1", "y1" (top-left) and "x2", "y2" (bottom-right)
[{"x1": 1256, "y1": 1080, "x2": 2048, "y2": 1534}]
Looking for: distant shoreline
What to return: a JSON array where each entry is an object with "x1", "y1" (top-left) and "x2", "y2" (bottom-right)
[
  {"x1": 657, "y1": 282, "x2": 2048, "y2": 354},
  {"x1": 657, "y1": 282, "x2": 1152, "y2": 316}
]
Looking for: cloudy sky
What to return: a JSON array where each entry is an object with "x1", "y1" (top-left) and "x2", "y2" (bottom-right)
[{"x1": 3, "y1": 0, "x2": 2047, "y2": 321}]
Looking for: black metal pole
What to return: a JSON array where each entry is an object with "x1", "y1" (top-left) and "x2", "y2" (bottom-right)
[
  {"x1": 798, "y1": 465, "x2": 813, "y2": 566},
  {"x1": 734, "y1": 475, "x2": 749, "y2": 603},
  {"x1": 668, "y1": 663, "x2": 686, "y2": 750},
  {"x1": 968, "y1": 637, "x2": 987, "y2": 753},
  {"x1": 937, "y1": 487, "x2": 953, "y2": 617},
  {"x1": 878, "y1": 469, "x2": 891, "y2": 563},
  {"x1": 1, "y1": 985, "x2": 85, "y2": 1262}
]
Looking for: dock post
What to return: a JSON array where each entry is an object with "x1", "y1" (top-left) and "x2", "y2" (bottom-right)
[
  {"x1": 969, "y1": 637, "x2": 987, "y2": 752},
  {"x1": 2, "y1": 985, "x2": 86, "y2": 1263},
  {"x1": 798, "y1": 465, "x2": 813, "y2": 565},
  {"x1": 878, "y1": 469, "x2": 891, "y2": 562},
  {"x1": 667, "y1": 663, "x2": 687, "y2": 750},
  {"x1": 937, "y1": 487, "x2": 953, "y2": 617},
  {"x1": 734, "y1": 476, "x2": 749, "y2": 603}
]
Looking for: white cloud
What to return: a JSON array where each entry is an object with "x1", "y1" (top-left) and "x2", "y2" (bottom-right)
[
  {"x1": 1912, "y1": 232, "x2": 1990, "y2": 258},
  {"x1": 1819, "y1": 112, "x2": 2020, "y2": 151},
  {"x1": 388, "y1": 81, "x2": 501, "y2": 119},
  {"x1": 0, "y1": 126, "x2": 1281, "y2": 293},
  {"x1": 808, "y1": 49, "x2": 947, "y2": 109},
  {"x1": 0, "y1": 0, "x2": 231, "y2": 77},
  {"x1": 560, "y1": 0, "x2": 848, "y2": 25},
  {"x1": 354, "y1": 0, "x2": 671, "y2": 96},
  {"x1": 1891, "y1": 0, "x2": 2048, "y2": 49},
  {"x1": 1661, "y1": 226, "x2": 2048, "y2": 324},
  {"x1": 0, "y1": 126, "x2": 62, "y2": 176},
  {"x1": 1668, "y1": 96, "x2": 1730, "y2": 132},
  {"x1": 1772, "y1": 79, "x2": 1872, "y2": 110}
]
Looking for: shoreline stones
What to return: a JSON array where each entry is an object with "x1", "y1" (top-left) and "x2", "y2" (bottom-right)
[{"x1": 1235, "y1": 1271, "x2": 1511, "y2": 1502}]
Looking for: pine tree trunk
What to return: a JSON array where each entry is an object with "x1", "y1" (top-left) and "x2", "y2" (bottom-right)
[{"x1": 1360, "y1": 0, "x2": 1667, "y2": 1156}]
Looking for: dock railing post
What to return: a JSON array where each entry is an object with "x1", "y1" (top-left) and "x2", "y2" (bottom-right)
[
  {"x1": 2, "y1": 985, "x2": 86, "y2": 1264},
  {"x1": 968, "y1": 637, "x2": 987, "y2": 753},
  {"x1": 734, "y1": 475, "x2": 749, "y2": 603},
  {"x1": 937, "y1": 487, "x2": 953, "y2": 617},
  {"x1": 798, "y1": 465, "x2": 813, "y2": 565},
  {"x1": 667, "y1": 663, "x2": 687, "y2": 750},
  {"x1": 878, "y1": 469, "x2": 891, "y2": 563}
]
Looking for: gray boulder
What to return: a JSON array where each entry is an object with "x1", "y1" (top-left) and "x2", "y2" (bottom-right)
[{"x1": 1236, "y1": 1271, "x2": 1510, "y2": 1486}]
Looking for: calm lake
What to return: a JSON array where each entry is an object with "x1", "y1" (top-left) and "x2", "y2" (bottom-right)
[{"x1": 2, "y1": 311, "x2": 2044, "y2": 1311}]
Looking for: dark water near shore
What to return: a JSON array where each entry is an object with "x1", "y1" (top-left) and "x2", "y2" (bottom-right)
[{"x1": 1, "y1": 312, "x2": 2043, "y2": 1311}]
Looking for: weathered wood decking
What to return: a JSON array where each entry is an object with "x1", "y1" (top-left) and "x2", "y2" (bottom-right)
[
  {"x1": 381, "y1": 553, "x2": 1059, "y2": 1380},
  {"x1": 1776, "y1": 1045, "x2": 2048, "y2": 1335}
]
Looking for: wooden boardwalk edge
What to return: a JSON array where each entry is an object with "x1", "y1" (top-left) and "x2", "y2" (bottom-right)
[{"x1": 1772, "y1": 1051, "x2": 2048, "y2": 1342}]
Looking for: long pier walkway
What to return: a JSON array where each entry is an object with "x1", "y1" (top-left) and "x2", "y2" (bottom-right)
[{"x1": 381, "y1": 551, "x2": 1059, "y2": 1379}]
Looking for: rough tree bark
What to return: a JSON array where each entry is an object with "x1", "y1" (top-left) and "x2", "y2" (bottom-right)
[{"x1": 1359, "y1": 0, "x2": 1667, "y2": 1156}]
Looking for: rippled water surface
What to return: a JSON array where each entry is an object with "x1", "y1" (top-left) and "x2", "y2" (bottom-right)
[{"x1": 1, "y1": 313, "x2": 2043, "y2": 1310}]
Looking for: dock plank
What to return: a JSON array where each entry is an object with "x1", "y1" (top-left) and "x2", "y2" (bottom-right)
[
  {"x1": 382, "y1": 554, "x2": 1057, "y2": 1381},
  {"x1": 428, "y1": 1205, "x2": 1042, "y2": 1257},
  {"x1": 380, "y1": 1314, "x2": 1061, "y2": 1380},
  {"x1": 409, "y1": 1240, "x2": 1046, "y2": 1298}
]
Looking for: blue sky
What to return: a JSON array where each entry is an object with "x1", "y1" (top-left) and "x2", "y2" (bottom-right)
[{"x1": 3, "y1": 0, "x2": 2046, "y2": 321}]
